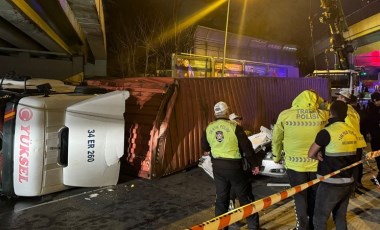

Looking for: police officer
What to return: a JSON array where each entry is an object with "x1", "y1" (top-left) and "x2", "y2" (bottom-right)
[
  {"x1": 201, "y1": 101, "x2": 260, "y2": 230},
  {"x1": 308, "y1": 100, "x2": 359, "y2": 229},
  {"x1": 365, "y1": 92, "x2": 380, "y2": 184},
  {"x1": 272, "y1": 90, "x2": 329, "y2": 230},
  {"x1": 336, "y1": 89, "x2": 367, "y2": 190}
]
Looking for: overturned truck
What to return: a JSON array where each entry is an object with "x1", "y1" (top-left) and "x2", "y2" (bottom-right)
[{"x1": 0, "y1": 76, "x2": 129, "y2": 197}]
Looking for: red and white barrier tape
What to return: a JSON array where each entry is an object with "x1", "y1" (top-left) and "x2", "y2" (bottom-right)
[{"x1": 188, "y1": 150, "x2": 380, "y2": 230}]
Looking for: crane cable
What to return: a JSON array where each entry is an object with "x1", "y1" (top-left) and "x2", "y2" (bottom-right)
[{"x1": 309, "y1": 0, "x2": 317, "y2": 71}]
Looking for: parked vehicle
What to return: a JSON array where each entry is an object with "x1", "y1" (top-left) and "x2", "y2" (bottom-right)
[
  {"x1": 0, "y1": 74, "x2": 129, "y2": 197},
  {"x1": 248, "y1": 126, "x2": 286, "y2": 178}
]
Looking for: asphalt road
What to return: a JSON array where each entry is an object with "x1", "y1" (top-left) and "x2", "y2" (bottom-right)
[
  {"x1": 0, "y1": 166, "x2": 289, "y2": 230},
  {"x1": 1, "y1": 162, "x2": 379, "y2": 230}
]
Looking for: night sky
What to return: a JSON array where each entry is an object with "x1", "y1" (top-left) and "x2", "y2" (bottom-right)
[
  {"x1": 105, "y1": 0, "x2": 377, "y2": 76},
  {"x1": 106, "y1": 0, "x2": 368, "y2": 52}
]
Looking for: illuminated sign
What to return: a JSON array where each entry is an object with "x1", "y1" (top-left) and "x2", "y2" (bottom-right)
[
  {"x1": 214, "y1": 62, "x2": 243, "y2": 77},
  {"x1": 175, "y1": 56, "x2": 212, "y2": 78}
]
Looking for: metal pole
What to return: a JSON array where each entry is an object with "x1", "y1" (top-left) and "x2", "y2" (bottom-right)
[{"x1": 222, "y1": 0, "x2": 230, "y2": 77}]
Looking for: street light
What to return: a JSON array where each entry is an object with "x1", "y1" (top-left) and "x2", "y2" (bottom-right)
[{"x1": 222, "y1": 0, "x2": 230, "y2": 77}]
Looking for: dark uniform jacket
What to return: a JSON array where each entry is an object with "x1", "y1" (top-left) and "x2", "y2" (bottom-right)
[{"x1": 366, "y1": 102, "x2": 380, "y2": 149}]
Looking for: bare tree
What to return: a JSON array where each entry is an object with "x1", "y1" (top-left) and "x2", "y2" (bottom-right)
[
  {"x1": 178, "y1": 26, "x2": 196, "y2": 54},
  {"x1": 155, "y1": 25, "x2": 195, "y2": 73},
  {"x1": 106, "y1": 0, "x2": 196, "y2": 77},
  {"x1": 107, "y1": 12, "x2": 140, "y2": 77},
  {"x1": 109, "y1": 15, "x2": 138, "y2": 76},
  {"x1": 135, "y1": 15, "x2": 164, "y2": 76}
]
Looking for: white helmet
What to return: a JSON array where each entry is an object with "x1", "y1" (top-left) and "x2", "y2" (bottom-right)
[
  {"x1": 229, "y1": 113, "x2": 241, "y2": 121},
  {"x1": 214, "y1": 101, "x2": 229, "y2": 116}
]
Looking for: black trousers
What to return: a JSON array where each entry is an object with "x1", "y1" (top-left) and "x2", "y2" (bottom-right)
[
  {"x1": 287, "y1": 169, "x2": 318, "y2": 230},
  {"x1": 313, "y1": 182, "x2": 353, "y2": 230},
  {"x1": 213, "y1": 166, "x2": 259, "y2": 230},
  {"x1": 352, "y1": 148, "x2": 363, "y2": 185}
]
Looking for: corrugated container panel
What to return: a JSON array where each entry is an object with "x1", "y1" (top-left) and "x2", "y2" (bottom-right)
[
  {"x1": 158, "y1": 77, "x2": 329, "y2": 178},
  {"x1": 86, "y1": 77, "x2": 178, "y2": 179},
  {"x1": 86, "y1": 77, "x2": 329, "y2": 180}
]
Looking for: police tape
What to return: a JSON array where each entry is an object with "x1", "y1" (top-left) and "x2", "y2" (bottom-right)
[{"x1": 188, "y1": 150, "x2": 380, "y2": 230}]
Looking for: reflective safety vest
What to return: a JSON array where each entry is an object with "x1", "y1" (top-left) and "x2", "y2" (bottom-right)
[
  {"x1": 346, "y1": 104, "x2": 367, "y2": 148},
  {"x1": 318, "y1": 122, "x2": 358, "y2": 184},
  {"x1": 272, "y1": 90, "x2": 331, "y2": 172},
  {"x1": 206, "y1": 119, "x2": 241, "y2": 159},
  {"x1": 324, "y1": 122, "x2": 357, "y2": 157},
  {"x1": 272, "y1": 108, "x2": 328, "y2": 172}
]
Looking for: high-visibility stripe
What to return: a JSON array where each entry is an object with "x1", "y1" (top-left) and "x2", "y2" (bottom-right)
[
  {"x1": 188, "y1": 150, "x2": 380, "y2": 230},
  {"x1": 317, "y1": 174, "x2": 353, "y2": 184},
  {"x1": 286, "y1": 156, "x2": 317, "y2": 163},
  {"x1": 325, "y1": 151, "x2": 356, "y2": 156}
]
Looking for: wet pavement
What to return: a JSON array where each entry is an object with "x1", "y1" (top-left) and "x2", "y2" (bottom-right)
[{"x1": 0, "y1": 160, "x2": 379, "y2": 230}]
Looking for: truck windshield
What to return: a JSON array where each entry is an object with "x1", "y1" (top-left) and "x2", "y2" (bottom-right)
[
  {"x1": 329, "y1": 75, "x2": 350, "y2": 88},
  {"x1": 311, "y1": 70, "x2": 358, "y2": 89}
]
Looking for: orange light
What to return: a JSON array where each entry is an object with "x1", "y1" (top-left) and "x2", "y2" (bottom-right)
[{"x1": 156, "y1": 0, "x2": 226, "y2": 44}]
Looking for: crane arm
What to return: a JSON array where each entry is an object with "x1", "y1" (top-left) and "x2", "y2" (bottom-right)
[{"x1": 319, "y1": 0, "x2": 353, "y2": 70}]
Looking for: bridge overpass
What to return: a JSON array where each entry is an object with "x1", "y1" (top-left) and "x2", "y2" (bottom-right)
[{"x1": 0, "y1": 0, "x2": 106, "y2": 80}]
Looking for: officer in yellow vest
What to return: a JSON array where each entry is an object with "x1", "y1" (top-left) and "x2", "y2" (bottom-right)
[
  {"x1": 201, "y1": 101, "x2": 260, "y2": 230},
  {"x1": 308, "y1": 100, "x2": 359, "y2": 229},
  {"x1": 272, "y1": 90, "x2": 329, "y2": 230},
  {"x1": 335, "y1": 89, "x2": 367, "y2": 191}
]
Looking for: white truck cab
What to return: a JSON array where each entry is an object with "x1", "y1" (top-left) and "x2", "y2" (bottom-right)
[
  {"x1": 0, "y1": 76, "x2": 129, "y2": 197},
  {"x1": 311, "y1": 69, "x2": 360, "y2": 99}
]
